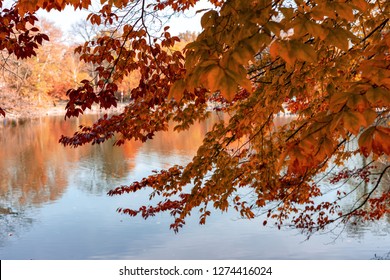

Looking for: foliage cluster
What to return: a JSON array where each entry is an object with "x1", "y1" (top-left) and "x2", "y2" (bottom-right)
[{"x1": 1, "y1": 0, "x2": 389, "y2": 235}]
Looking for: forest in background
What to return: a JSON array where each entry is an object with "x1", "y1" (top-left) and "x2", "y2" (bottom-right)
[{"x1": 0, "y1": 18, "x2": 196, "y2": 118}]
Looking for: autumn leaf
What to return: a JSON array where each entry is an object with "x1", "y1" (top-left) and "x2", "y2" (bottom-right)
[
  {"x1": 291, "y1": 40, "x2": 317, "y2": 63},
  {"x1": 293, "y1": 16, "x2": 329, "y2": 40},
  {"x1": 325, "y1": 27, "x2": 352, "y2": 51},
  {"x1": 358, "y1": 126, "x2": 375, "y2": 156},
  {"x1": 201, "y1": 10, "x2": 218, "y2": 29},
  {"x1": 330, "y1": 92, "x2": 350, "y2": 112},
  {"x1": 334, "y1": 2, "x2": 355, "y2": 21},
  {"x1": 342, "y1": 109, "x2": 366, "y2": 135},
  {"x1": 373, "y1": 127, "x2": 390, "y2": 155},
  {"x1": 359, "y1": 126, "x2": 390, "y2": 156},
  {"x1": 366, "y1": 87, "x2": 390, "y2": 108},
  {"x1": 346, "y1": 94, "x2": 370, "y2": 112},
  {"x1": 270, "y1": 40, "x2": 296, "y2": 66},
  {"x1": 169, "y1": 79, "x2": 186, "y2": 100},
  {"x1": 2, "y1": 0, "x2": 390, "y2": 236},
  {"x1": 351, "y1": 0, "x2": 370, "y2": 12}
]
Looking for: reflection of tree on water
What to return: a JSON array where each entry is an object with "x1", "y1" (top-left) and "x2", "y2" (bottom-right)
[
  {"x1": 1, "y1": 113, "x2": 219, "y2": 198},
  {"x1": 0, "y1": 116, "x2": 85, "y2": 243},
  {"x1": 71, "y1": 138, "x2": 140, "y2": 195},
  {"x1": 0, "y1": 117, "x2": 70, "y2": 207},
  {"x1": 0, "y1": 206, "x2": 34, "y2": 247},
  {"x1": 339, "y1": 156, "x2": 390, "y2": 239},
  {"x1": 0, "y1": 113, "x2": 223, "y2": 244},
  {"x1": 372, "y1": 251, "x2": 390, "y2": 260},
  {"x1": 74, "y1": 113, "x2": 224, "y2": 195},
  {"x1": 0, "y1": 115, "x2": 137, "y2": 199}
]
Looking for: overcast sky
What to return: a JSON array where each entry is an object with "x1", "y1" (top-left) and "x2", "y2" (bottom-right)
[{"x1": 36, "y1": 0, "x2": 212, "y2": 37}]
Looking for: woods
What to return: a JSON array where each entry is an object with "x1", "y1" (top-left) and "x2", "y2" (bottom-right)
[{"x1": 1, "y1": 0, "x2": 389, "y2": 235}]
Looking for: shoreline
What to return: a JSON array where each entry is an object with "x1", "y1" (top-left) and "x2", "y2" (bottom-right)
[{"x1": 1, "y1": 102, "x2": 129, "y2": 120}]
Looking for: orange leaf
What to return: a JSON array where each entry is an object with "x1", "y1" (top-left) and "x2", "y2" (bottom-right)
[
  {"x1": 169, "y1": 79, "x2": 186, "y2": 100},
  {"x1": 373, "y1": 127, "x2": 390, "y2": 155},
  {"x1": 342, "y1": 110, "x2": 365, "y2": 135},
  {"x1": 358, "y1": 127, "x2": 375, "y2": 156}
]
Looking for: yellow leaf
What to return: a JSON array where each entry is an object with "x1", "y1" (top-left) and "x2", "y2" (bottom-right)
[
  {"x1": 219, "y1": 71, "x2": 240, "y2": 101},
  {"x1": 246, "y1": 33, "x2": 271, "y2": 55},
  {"x1": 300, "y1": 136, "x2": 316, "y2": 156},
  {"x1": 293, "y1": 17, "x2": 328, "y2": 40},
  {"x1": 280, "y1": 7, "x2": 294, "y2": 20},
  {"x1": 17, "y1": 0, "x2": 38, "y2": 15},
  {"x1": 329, "y1": 112, "x2": 343, "y2": 133}
]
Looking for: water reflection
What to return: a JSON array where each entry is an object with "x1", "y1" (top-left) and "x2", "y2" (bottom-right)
[
  {"x1": 341, "y1": 159, "x2": 390, "y2": 240},
  {"x1": 0, "y1": 114, "x2": 389, "y2": 259},
  {"x1": 0, "y1": 114, "x2": 221, "y2": 198},
  {"x1": 0, "y1": 113, "x2": 223, "y2": 255}
]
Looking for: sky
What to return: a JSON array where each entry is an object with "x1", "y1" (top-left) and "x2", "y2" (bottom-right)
[{"x1": 36, "y1": 0, "x2": 213, "y2": 37}]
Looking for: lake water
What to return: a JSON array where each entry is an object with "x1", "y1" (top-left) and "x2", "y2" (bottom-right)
[{"x1": 0, "y1": 113, "x2": 389, "y2": 260}]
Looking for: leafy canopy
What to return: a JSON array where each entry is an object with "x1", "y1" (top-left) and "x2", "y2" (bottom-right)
[{"x1": 1, "y1": 0, "x2": 390, "y2": 235}]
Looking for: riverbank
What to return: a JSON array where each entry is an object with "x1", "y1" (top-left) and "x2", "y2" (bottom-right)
[{"x1": 1, "y1": 101, "x2": 129, "y2": 120}]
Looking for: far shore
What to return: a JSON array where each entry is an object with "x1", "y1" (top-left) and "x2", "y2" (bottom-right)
[{"x1": 1, "y1": 101, "x2": 129, "y2": 120}]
